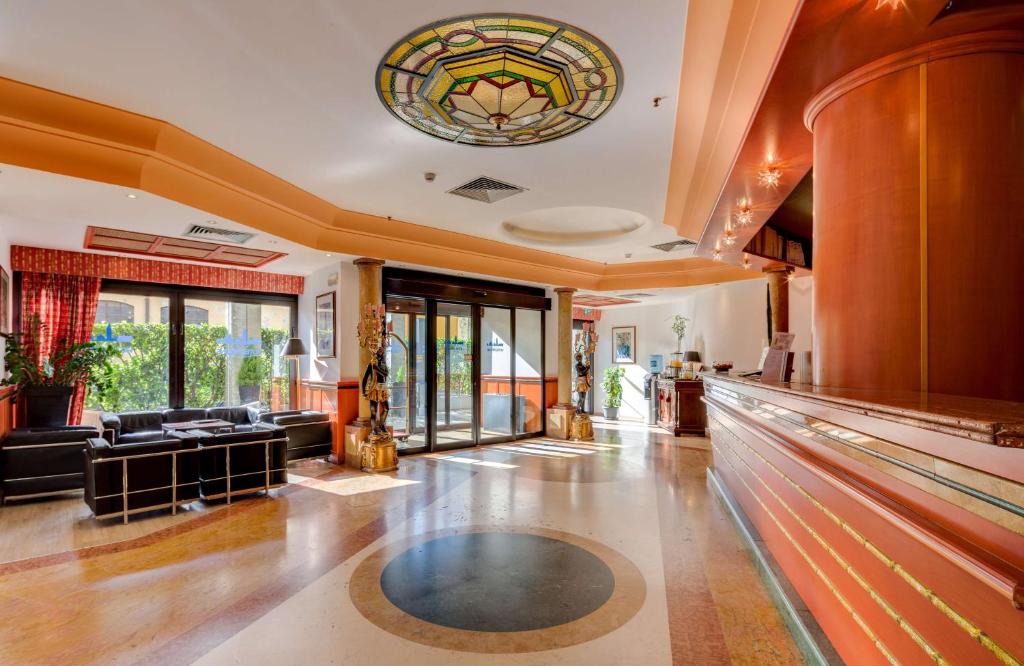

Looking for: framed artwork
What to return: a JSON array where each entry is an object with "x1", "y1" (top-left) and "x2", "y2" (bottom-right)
[
  {"x1": 0, "y1": 266, "x2": 8, "y2": 333},
  {"x1": 611, "y1": 326, "x2": 636, "y2": 364},
  {"x1": 315, "y1": 291, "x2": 336, "y2": 358}
]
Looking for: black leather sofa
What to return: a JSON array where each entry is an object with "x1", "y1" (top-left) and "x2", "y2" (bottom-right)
[
  {"x1": 84, "y1": 431, "x2": 201, "y2": 522},
  {"x1": 100, "y1": 406, "x2": 262, "y2": 444},
  {"x1": 1, "y1": 426, "x2": 100, "y2": 502},
  {"x1": 193, "y1": 428, "x2": 288, "y2": 501},
  {"x1": 256, "y1": 410, "x2": 332, "y2": 461}
]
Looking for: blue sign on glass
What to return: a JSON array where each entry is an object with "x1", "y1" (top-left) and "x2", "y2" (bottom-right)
[
  {"x1": 217, "y1": 329, "x2": 262, "y2": 357},
  {"x1": 93, "y1": 323, "x2": 133, "y2": 347}
]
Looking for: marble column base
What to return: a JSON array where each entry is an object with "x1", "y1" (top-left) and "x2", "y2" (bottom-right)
[{"x1": 546, "y1": 404, "x2": 576, "y2": 440}]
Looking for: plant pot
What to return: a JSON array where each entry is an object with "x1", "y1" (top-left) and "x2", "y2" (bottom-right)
[
  {"x1": 23, "y1": 386, "x2": 74, "y2": 427},
  {"x1": 602, "y1": 406, "x2": 619, "y2": 420},
  {"x1": 238, "y1": 384, "x2": 261, "y2": 404}
]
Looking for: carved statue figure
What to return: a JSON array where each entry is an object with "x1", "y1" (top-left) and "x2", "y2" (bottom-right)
[
  {"x1": 574, "y1": 351, "x2": 591, "y2": 414},
  {"x1": 361, "y1": 343, "x2": 390, "y2": 437}
]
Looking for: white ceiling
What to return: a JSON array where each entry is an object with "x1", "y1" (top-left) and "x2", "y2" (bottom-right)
[
  {"x1": 0, "y1": 0, "x2": 692, "y2": 265},
  {"x1": 0, "y1": 165, "x2": 344, "y2": 275}
]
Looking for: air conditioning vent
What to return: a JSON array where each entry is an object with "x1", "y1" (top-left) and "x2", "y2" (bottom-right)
[
  {"x1": 618, "y1": 292, "x2": 655, "y2": 299},
  {"x1": 182, "y1": 224, "x2": 255, "y2": 245},
  {"x1": 448, "y1": 176, "x2": 526, "y2": 204},
  {"x1": 651, "y1": 239, "x2": 697, "y2": 252}
]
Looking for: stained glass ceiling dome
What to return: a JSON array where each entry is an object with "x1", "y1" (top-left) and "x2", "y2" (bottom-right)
[{"x1": 376, "y1": 14, "x2": 623, "y2": 147}]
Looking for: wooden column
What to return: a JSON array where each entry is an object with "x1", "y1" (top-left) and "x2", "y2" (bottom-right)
[
  {"x1": 546, "y1": 287, "x2": 577, "y2": 439},
  {"x1": 806, "y1": 32, "x2": 1024, "y2": 401},
  {"x1": 764, "y1": 266, "x2": 791, "y2": 339},
  {"x1": 343, "y1": 257, "x2": 384, "y2": 467}
]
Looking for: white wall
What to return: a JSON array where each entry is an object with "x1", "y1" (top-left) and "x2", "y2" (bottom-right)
[
  {"x1": 298, "y1": 261, "x2": 360, "y2": 382},
  {"x1": 592, "y1": 277, "x2": 813, "y2": 420}
]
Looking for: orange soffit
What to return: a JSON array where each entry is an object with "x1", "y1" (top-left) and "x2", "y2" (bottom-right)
[
  {"x1": 85, "y1": 226, "x2": 286, "y2": 268},
  {"x1": 574, "y1": 295, "x2": 637, "y2": 308},
  {"x1": 11, "y1": 246, "x2": 304, "y2": 295}
]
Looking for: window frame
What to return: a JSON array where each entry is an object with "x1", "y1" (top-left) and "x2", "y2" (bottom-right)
[{"x1": 98, "y1": 279, "x2": 298, "y2": 409}]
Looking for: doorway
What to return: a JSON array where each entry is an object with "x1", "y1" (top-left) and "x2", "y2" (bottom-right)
[{"x1": 383, "y1": 269, "x2": 548, "y2": 454}]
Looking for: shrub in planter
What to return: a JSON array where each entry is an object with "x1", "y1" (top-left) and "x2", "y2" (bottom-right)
[
  {"x1": 2, "y1": 315, "x2": 118, "y2": 426},
  {"x1": 601, "y1": 366, "x2": 625, "y2": 420},
  {"x1": 237, "y1": 354, "x2": 268, "y2": 405}
]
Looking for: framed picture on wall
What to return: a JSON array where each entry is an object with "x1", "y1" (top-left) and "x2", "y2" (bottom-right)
[
  {"x1": 315, "y1": 291, "x2": 336, "y2": 358},
  {"x1": 611, "y1": 326, "x2": 636, "y2": 364},
  {"x1": 0, "y1": 266, "x2": 8, "y2": 333}
]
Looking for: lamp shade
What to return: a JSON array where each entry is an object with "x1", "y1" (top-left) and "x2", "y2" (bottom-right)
[
  {"x1": 682, "y1": 351, "x2": 702, "y2": 363},
  {"x1": 281, "y1": 337, "x2": 308, "y2": 359}
]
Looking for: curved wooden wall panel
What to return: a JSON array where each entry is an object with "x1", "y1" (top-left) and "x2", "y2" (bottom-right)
[{"x1": 809, "y1": 32, "x2": 1024, "y2": 400}]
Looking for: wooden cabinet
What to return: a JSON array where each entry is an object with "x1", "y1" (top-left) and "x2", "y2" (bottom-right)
[{"x1": 656, "y1": 379, "x2": 707, "y2": 436}]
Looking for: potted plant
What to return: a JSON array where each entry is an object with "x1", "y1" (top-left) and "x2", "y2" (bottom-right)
[
  {"x1": 2, "y1": 315, "x2": 118, "y2": 426},
  {"x1": 671, "y1": 315, "x2": 690, "y2": 353},
  {"x1": 601, "y1": 366, "x2": 625, "y2": 420},
  {"x1": 237, "y1": 354, "x2": 267, "y2": 404}
]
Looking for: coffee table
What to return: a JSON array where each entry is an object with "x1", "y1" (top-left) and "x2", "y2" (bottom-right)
[{"x1": 162, "y1": 419, "x2": 236, "y2": 435}]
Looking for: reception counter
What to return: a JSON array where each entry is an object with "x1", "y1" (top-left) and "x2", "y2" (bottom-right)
[{"x1": 702, "y1": 373, "x2": 1024, "y2": 665}]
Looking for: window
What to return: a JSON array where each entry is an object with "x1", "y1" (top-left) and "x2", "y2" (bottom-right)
[
  {"x1": 84, "y1": 284, "x2": 296, "y2": 414},
  {"x1": 95, "y1": 299, "x2": 135, "y2": 324},
  {"x1": 88, "y1": 293, "x2": 170, "y2": 412},
  {"x1": 160, "y1": 304, "x2": 209, "y2": 325}
]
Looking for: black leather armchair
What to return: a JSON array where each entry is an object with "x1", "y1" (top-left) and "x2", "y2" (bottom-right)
[
  {"x1": 257, "y1": 410, "x2": 332, "y2": 461},
  {"x1": 100, "y1": 411, "x2": 165, "y2": 445},
  {"x1": 193, "y1": 428, "x2": 288, "y2": 501},
  {"x1": 84, "y1": 431, "x2": 200, "y2": 522},
  {"x1": 1, "y1": 426, "x2": 100, "y2": 502}
]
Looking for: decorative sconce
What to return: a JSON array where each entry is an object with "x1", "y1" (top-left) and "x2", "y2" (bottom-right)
[
  {"x1": 742, "y1": 253, "x2": 751, "y2": 269},
  {"x1": 758, "y1": 164, "x2": 782, "y2": 189},
  {"x1": 722, "y1": 221, "x2": 737, "y2": 247},
  {"x1": 734, "y1": 201, "x2": 754, "y2": 227},
  {"x1": 712, "y1": 241, "x2": 722, "y2": 261}
]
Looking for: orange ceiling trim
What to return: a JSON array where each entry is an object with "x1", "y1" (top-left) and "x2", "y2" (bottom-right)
[
  {"x1": 0, "y1": 75, "x2": 758, "y2": 292},
  {"x1": 84, "y1": 225, "x2": 287, "y2": 268},
  {"x1": 11, "y1": 245, "x2": 304, "y2": 295}
]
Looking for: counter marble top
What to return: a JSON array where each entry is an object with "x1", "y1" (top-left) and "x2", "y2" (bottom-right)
[{"x1": 702, "y1": 372, "x2": 1024, "y2": 448}]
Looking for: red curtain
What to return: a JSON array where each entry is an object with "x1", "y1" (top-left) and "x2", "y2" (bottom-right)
[{"x1": 20, "y1": 272, "x2": 102, "y2": 424}]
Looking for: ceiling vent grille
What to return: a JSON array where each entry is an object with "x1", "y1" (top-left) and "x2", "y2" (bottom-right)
[
  {"x1": 182, "y1": 224, "x2": 255, "y2": 245},
  {"x1": 448, "y1": 176, "x2": 526, "y2": 203},
  {"x1": 651, "y1": 239, "x2": 697, "y2": 252},
  {"x1": 618, "y1": 292, "x2": 655, "y2": 299}
]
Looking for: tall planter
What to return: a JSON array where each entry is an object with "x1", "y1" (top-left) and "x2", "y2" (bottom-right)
[{"x1": 23, "y1": 386, "x2": 74, "y2": 427}]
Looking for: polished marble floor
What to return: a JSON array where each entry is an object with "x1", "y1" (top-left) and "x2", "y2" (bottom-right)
[{"x1": 0, "y1": 419, "x2": 807, "y2": 665}]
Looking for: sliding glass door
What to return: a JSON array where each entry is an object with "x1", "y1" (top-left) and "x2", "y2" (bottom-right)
[
  {"x1": 182, "y1": 297, "x2": 293, "y2": 409},
  {"x1": 384, "y1": 292, "x2": 545, "y2": 453},
  {"x1": 84, "y1": 281, "x2": 296, "y2": 412},
  {"x1": 434, "y1": 302, "x2": 475, "y2": 450}
]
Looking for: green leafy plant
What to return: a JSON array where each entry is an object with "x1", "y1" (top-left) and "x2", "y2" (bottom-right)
[
  {"x1": 237, "y1": 354, "x2": 268, "y2": 386},
  {"x1": 1, "y1": 314, "x2": 119, "y2": 398},
  {"x1": 671, "y1": 315, "x2": 690, "y2": 351},
  {"x1": 601, "y1": 366, "x2": 625, "y2": 408}
]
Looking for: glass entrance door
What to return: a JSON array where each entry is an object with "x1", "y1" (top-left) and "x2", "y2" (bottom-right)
[
  {"x1": 385, "y1": 293, "x2": 545, "y2": 453},
  {"x1": 386, "y1": 297, "x2": 427, "y2": 452},
  {"x1": 434, "y1": 302, "x2": 474, "y2": 450}
]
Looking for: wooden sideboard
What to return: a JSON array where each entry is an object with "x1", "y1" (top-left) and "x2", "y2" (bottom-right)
[{"x1": 656, "y1": 378, "x2": 707, "y2": 436}]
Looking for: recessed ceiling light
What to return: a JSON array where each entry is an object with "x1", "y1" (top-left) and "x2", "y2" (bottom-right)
[
  {"x1": 325, "y1": 253, "x2": 332, "y2": 257},
  {"x1": 126, "y1": 193, "x2": 138, "y2": 199}
]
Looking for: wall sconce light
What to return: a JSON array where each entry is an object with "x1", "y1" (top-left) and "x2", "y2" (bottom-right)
[
  {"x1": 722, "y1": 222, "x2": 737, "y2": 247},
  {"x1": 758, "y1": 163, "x2": 782, "y2": 189},
  {"x1": 734, "y1": 201, "x2": 753, "y2": 227},
  {"x1": 712, "y1": 241, "x2": 722, "y2": 261},
  {"x1": 743, "y1": 253, "x2": 751, "y2": 269}
]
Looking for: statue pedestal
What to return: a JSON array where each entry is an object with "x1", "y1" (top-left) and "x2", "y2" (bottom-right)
[
  {"x1": 360, "y1": 433, "x2": 398, "y2": 473},
  {"x1": 546, "y1": 404, "x2": 576, "y2": 440},
  {"x1": 570, "y1": 413, "x2": 594, "y2": 441},
  {"x1": 343, "y1": 423, "x2": 397, "y2": 472}
]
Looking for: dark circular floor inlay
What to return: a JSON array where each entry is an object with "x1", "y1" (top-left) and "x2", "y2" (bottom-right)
[{"x1": 379, "y1": 532, "x2": 615, "y2": 632}]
